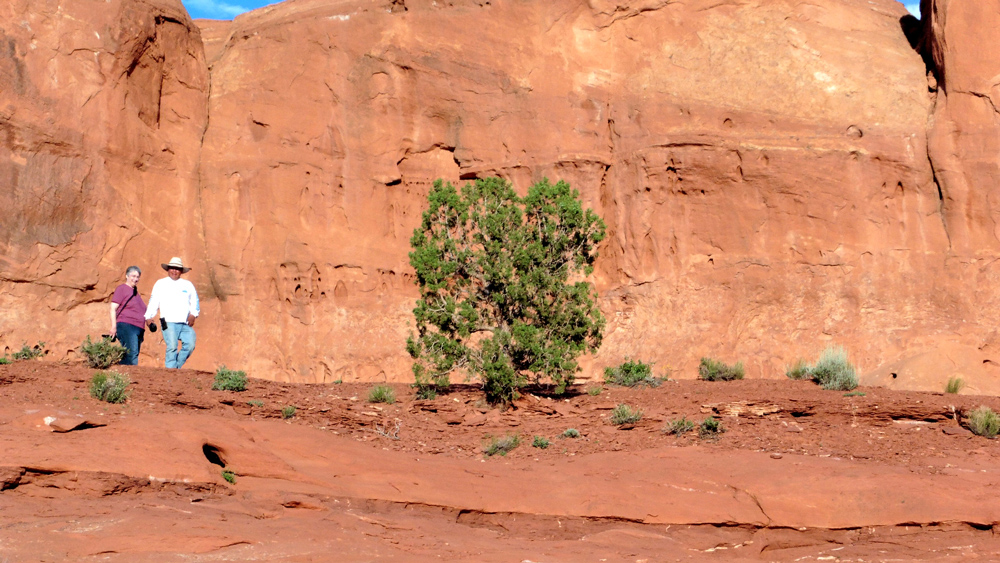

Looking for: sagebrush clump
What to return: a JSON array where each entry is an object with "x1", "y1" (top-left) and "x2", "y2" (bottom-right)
[
  {"x1": 603, "y1": 359, "x2": 660, "y2": 387},
  {"x1": 483, "y1": 434, "x2": 521, "y2": 456},
  {"x1": 12, "y1": 342, "x2": 46, "y2": 362},
  {"x1": 281, "y1": 405, "x2": 296, "y2": 419},
  {"x1": 532, "y1": 435, "x2": 550, "y2": 449},
  {"x1": 945, "y1": 377, "x2": 965, "y2": 394},
  {"x1": 80, "y1": 336, "x2": 126, "y2": 369},
  {"x1": 785, "y1": 347, "x2": 858, "y2": 391},
  {"x1": 967, "y1": 406, "x2": 1000, "y2": 438},
  {"x1": 698, "y1": 357, "x2": 744, "y2": 381},
  {"x1": 212, "y1": 366, "x2": 248, "y2": 392},
  {"x1": 664, "y1": 417, "x2": 695, "y2": 436},
  {"x1": 368, "y1": 385, "x2": 396, "y2": 404},
  {"x1": 89, "y1": 371, "x2": 130, "y2": 404},
  {"x1": 562, "y1": 428, "x2": 580, "y2": 438},
  {"x1": 610, "y1": 403, "x2": 643, "y2": 425},
  {"x1": 699, "y1": 416, "x2": 724, "y2": 438}
]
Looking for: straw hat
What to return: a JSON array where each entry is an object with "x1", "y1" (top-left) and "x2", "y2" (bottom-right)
[{"x1": 161, "y1": 257, "x2": 191, "y2": 273}]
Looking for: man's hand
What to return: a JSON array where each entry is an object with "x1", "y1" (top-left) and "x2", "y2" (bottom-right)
[{"x1": 187, "y1": 314, "x2": 196, "y2": 328}]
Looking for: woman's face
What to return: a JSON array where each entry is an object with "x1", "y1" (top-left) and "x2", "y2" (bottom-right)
[{"x1": 126, "y1": 271, "x2": 141, "y2": 286}]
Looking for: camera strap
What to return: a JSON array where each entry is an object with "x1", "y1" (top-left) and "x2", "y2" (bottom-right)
[{"x1": 115, "y1": 286, "x2": 138, "y2": 319}]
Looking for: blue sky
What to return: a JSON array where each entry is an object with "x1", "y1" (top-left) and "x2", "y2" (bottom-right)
[
  {"x1": 181, "y1": 0, "x2": 921, "y2": 21},
  {"x1": 181, "y1": 0, "x2": 280, "y2": 20}
]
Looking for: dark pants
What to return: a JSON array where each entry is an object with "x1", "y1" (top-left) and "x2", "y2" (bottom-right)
[{"x1": 116, "y1": 322, "x2": 145, "y2": 365}]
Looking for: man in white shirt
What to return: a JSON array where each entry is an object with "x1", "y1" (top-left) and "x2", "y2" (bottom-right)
[{"x1": 144, "y1": 257, "x2": 200, "y2": 369}]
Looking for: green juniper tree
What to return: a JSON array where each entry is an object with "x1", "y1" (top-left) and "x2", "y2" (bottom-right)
[{"x1": 407, "y1": 177, "x2": 605, "y2": 406}]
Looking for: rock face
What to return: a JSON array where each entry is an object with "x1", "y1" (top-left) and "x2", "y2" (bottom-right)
[
  {"x1": 1, "y1": 0, "x2": 998, "y2": 389},
  {"x1": 0, "y1": 0, "x2": 208, "y2": 354}
]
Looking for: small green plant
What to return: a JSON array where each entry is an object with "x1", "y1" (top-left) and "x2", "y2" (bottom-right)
[
  {"x1": 699, "y1": 416, "x2": 724, "y2": 438},
  {"x1": 11, "y1": 341, "x2": 46, "y2": 361},
  {"x1": 562, "y1": 428, "x2": 580, "y2": 438},
  {"x1": 281, "y1": 405, "x2": 296, "y2": 419},
  {"x1": 89, "y1": 371, "x2": 131, "y2": 404},
  {"x1": 532, "y1": 435, "x2": 550, "y2": 449},
  {"x1": 610, "y1": 403, "x2": 643, "y2": 425},
  {"x1": 414, "y1": 383, "x2": 438, "y2": 400},
  {"x1": 212, "y1": 366, "x2": 248, "y2": 392},
  {"x1": 698, "y1": 357, "x2": 744, "y2": 381},
  {"x1": 967, "y1": 406, "x2": 1000, "y2": 438},
  {"x1": 0, "y1": 356, "x2": 10, "y2": 365},
  {"x1": 483, "y1": 434, "x2": 521, "y2": 457},
  {"x1": 604, "y1": 359, "x2": 660, "y2": 387},
  {"x1": 79, "y1": 336, "x2": 126, "y2": 369},
  {"x1": 785, "y1": 359, "x2": 812, "y2": 380},
  {"x1": 945, "y1": 377, "x2": 965, "y2": 394},
  {"x1": 665, "y1": 417, "x2": 696, "y2": 436},
  {"x1": 843, "y1": 391, "x2": 866, "y2": 397},
  {"x1": 247, "y1": 399, "x2": 264, "y2": 407},
  {"x1": 587, "y1": 386, "x2": 602, "y2": 396},
  {"x1": 811, "y1": 347, "x2": 858, "y2": 391},
  {"x1": 368, "y1": 384, "x2": 396, "y2": 404},
  {"x1": 222, "y1": 470, "x2": 236, "y2": 484}
]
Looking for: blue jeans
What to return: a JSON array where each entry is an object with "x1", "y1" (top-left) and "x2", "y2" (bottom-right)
[
  {"x1": 116, "y1": 322, "x2": 144, "y2": 365},
  {"x1": 163, "y1": 322, "x2": 196, "y2": 369}
]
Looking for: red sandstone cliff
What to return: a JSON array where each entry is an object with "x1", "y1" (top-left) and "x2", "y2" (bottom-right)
[{"x1": 1, "y1": 0, "x2": 998, "y2": 392}]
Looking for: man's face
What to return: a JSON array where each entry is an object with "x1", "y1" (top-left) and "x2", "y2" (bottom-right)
[{"x1": 167, "y1": 267, "x2": 182, "y2": 280}]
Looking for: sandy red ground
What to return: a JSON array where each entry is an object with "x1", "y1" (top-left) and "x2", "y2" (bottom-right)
[{"x1": 2, "y1": 360, "x2": 1000, "y2": 561}]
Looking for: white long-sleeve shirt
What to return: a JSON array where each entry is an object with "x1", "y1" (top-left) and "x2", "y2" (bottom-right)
[{"x1": 144, "y1": 277, "x2": 200, "y2": 323}]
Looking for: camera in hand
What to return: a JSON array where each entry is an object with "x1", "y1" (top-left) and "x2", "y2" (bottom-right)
[
  {"x1": 159, "y1": 318, "x2": 168, "y2": 331},
  {"x1": 148, "y1": 322, "x2": 158, "y2": 333}
]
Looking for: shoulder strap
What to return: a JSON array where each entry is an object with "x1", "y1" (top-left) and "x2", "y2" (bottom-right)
[{"x1": 115, "y1": 286, "x2": 138, "y2": 319}]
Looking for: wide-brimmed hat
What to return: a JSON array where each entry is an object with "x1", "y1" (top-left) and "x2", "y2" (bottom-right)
[{"x1": 161, "y1": 257, "x2": 191, "y2": 273}]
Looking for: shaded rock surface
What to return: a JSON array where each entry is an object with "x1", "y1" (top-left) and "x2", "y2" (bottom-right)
[{"x1": 0, "y1": 0, "x2": 999, "y2": 389}]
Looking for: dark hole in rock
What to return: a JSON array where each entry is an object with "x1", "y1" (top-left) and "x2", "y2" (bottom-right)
[{"x1": 203, "y1": 444, "x2": 227, "y2": 467}]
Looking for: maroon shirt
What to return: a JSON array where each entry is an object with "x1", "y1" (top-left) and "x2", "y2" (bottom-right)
[{"x1": 112, "y1": 284, "x2": 147, "y2": 329}]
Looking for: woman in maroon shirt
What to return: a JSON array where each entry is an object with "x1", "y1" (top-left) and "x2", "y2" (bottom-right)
[{"x1": 109, "y1": 266, "x2": 148, "y2": 365}]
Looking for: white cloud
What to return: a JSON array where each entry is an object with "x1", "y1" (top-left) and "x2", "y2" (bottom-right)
[{"x1": 183, "y1": 0, "x2": 252, "y2": 19}]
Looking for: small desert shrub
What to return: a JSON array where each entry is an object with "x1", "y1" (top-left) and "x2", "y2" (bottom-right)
[
  {"x1": 222, "y1": 470, "x2": 236, "y2": 484},
  {"x1": 699, "y1": 416, "x2": 724, "y2": 438},
  {"x1": 80, "y1": 336, "x2": 126, "y2": 369},
  {"x1": 945, "y1": 377, "x2": 965, "y2": 394},
  {"x1": 664, "y1": 417, "x2": 695, "y2": 436},
  {"x1": 785, "y1": 359, "x2": 812, "y2": 380},
  {"x1": 587, "y1": 386, "x2": 602, "y2": 396},
  {"x1": 0, "y1": 356, "x2": 10, "y2": 365},
  {"x1": 562, "y1": 428, "x2": 580, "y2": 438},
  {"x1": 811, "y1": 347, "x2": 858, "y2": 391},
  {"x1": 532, "y1": 435, "x2": 550, "y2": 449},
  {"x1": 843, "y1": 391, "x2": 866, "y2": 397},
  {"x1": 967, "y1": 406, "x2": 1000, "y2": 438},
  {"x1": 698, "y1": 357, "x2": 744, "y2": 381},
  {"x1": 483, "y1": 434, "x2": 521, "y2": 457},
  {"x1": 281, "y1": 405, "x2": 296, "y2": 419},
  {"x1": 414, "y1": 384, "x2": 438, "y2": 400},
  {"x1": 12, "y1": 342, "x2": 46, "y2": 361},
  {"x1": 89, "y1": 370, "x2": 131, "y2": 404},
  {"x1": 610, "y1": 403, "x2": 643, "y2": 425},
  {"x1": 212, "y1": 366, "x2": 247, "y2": 392},
  {"x1": 368, "y1": 384, "x2": 396, "y2": 404},
  {"x1": 247, "y1": 399, "x2": 264, "y2": 407},
  {"x1": 604, "y1": 359, "x2": 660, "y2": 387}
]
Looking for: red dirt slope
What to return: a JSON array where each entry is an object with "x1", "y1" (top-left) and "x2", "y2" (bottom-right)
[{"x1": 2, "y1": 360, "x2": 1000, "y2": 561}]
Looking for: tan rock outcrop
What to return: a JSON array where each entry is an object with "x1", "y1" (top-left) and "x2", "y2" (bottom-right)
[{"x1": 2, "y1": 0, "x2": 999, "y2": 390}]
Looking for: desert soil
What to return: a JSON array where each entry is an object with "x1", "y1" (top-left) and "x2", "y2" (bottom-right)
[{"x1": 2, "y1": 361, "x2": 1000, "y2": 562}]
